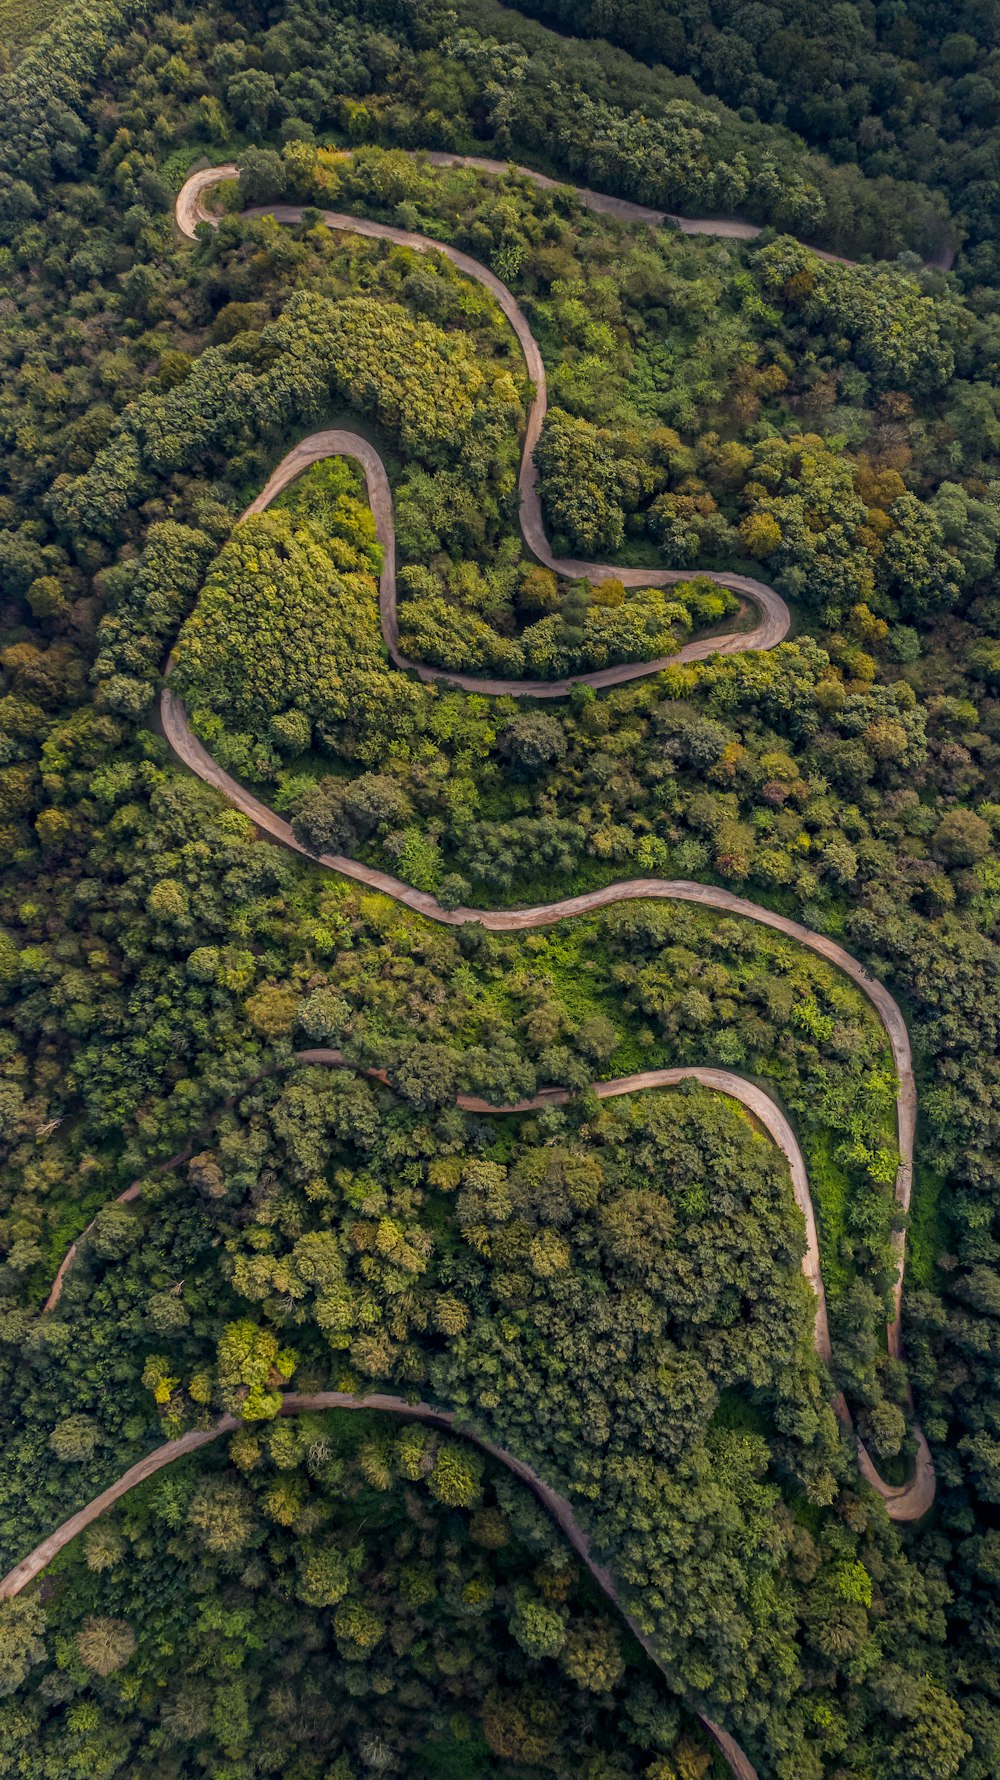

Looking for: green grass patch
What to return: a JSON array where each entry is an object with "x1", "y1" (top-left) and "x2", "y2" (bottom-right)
[
  {"x1": 875, "y1": 1442, "x2": 916, "y2": 1490},
  {"x1": 23, "y1": 1137, "x2": 134, "y2": 1306},
  {"x1": 711, "y1": 1387, "x2": 773, "y2": 1438},
  {"x1": 413, "y1": 1737, "x2": 498, "y2": 1779},
  {"x1": 457, "y1": 907, "x2": 896, "y2": 1314},
  {"x1": 788, "y1": 1491, "x2": 825, "y2": 1536},
  {"x1": 907, "y1": 1161, "x2": 947, "y2": 1292},
  {"x1": 796, "y1": 1126, "x2": 850, "y2": 1304},
  {"x1": 160, "y1": 137, "x2": 248, "y2": 194}
]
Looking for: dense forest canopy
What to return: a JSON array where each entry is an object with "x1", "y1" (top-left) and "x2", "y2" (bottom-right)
[
  {"x1": 2, "y1": 0, "x2": 1000, "y2": 1776},
  {"x1": 496, "y1": 0, "x2": 1000, "y2": 272}
]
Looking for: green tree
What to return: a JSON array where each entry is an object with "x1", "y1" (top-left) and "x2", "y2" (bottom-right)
[
  {"x1": 76, "y1": 1616, "x2": 136, "y2": 1676},
  {"x1": 0, "y1": 1598, "x2": 45, "y2": 1696},
  {"x1": 217, "y1": 1320, "x2": 296, "y2": 1422}
]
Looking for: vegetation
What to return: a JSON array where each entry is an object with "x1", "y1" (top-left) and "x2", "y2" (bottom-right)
[
  {"x1": 0, "y1": 1414, "x2": 728, "y2": 1777},
  {"x1": 1, "y1": 0, "x2": 1000, "y2": 1774},
  {"x1": 500, "y1": 0, "x2": 1000, "y2": 277},
  {"x1": 0, "y1": 0, "x2": 61, "y2": 55},
  {"x1": 0, "y1": 1073, "x2": 936, "y2": 1766}
]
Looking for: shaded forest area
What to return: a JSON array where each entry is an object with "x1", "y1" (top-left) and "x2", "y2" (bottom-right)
[{"x1": 500, "y1": 0, "x2": 1000, "y2": 278}]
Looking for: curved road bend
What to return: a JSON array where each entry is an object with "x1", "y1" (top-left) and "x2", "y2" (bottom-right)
[
  {"x1": 161, "y1": 681, "x2": 920, "y2": 1370},
  {"x1": 178, "y1": 167, "x2": 791, "y2": 699},
  {"x1": 22, "y1": 1058, "x2": 839, "y2": 1778},
  {"x1": 0, "y1": 1391, "x2": 754, "y2": 1776},
  {"x1": 178, "y1": 152, "x2": 955, "y2": 271},
  {"x1": 40, "y1": 1043, "x2": 934, "y2": 1522},
  {"x1": 239, "y1": 430, "x2": 789, "y2": 698},
  {"x1": 43, "y1": 1062, "x2": 832, "y2": 1357}
]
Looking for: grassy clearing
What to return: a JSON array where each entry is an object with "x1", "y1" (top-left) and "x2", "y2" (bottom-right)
[
  {"x1": 711, "y1": 1387, "x2": 773, "y2": 1438},
  {"x1": 802, "y1": 1126, "x2": 852, "y2": 1305},
  {"x1": 160, "y1": 137, "x2": 248, "y2": 193}
]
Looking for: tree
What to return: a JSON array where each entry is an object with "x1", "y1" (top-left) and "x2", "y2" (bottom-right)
[
  {"x1": 481, "y1": 1686, "x2": 558, "y2": 1763},
  {"x1": 188, "y1": 1152, "x2": 226, "y2": 1199},
  {"x1": 296, "y1": 1545, "x2": 352, "y2": 1608},
  {"x1": 859, "y1": 1399, "x2": 906, "y2": 1458},
  {"x1": 76, "y1": 1617, "x2": 136, "y2": 1676},
  {"x1": 392, "y1": 1041, "x2": 461, "y2": 1109},
  {"x1": 333, "y1": 1599, "x2": 384, "y2": 1658},
  {"x1": 217, "y1": 1320, "x2": 296, "y2": 1421},
  {"x1": 88, "y1": 1201, "x2": 140, "y2": 1260},
  {"x1": 244, "y1": 982, "x2": 299, "y2": 1038},
  {"x1": 933, "y1": 809, "x2": 991, "y2": 868},
  {"x1": 238, "y1": 148, "x2": 285, "y2": 204},
  {"x1": 428, "y1": 1441, "x2": 484, "y2": 1508},
  {"x1": 740, "y1": 512, "x2": 782, "y2": 558},
  {"x1": 0, "y1": 1598, "x2": 45, "y2": 1696},
  {"x1": 292, "y1": 779, "x2": 356, "y2": 856},
  {"x1": 187, "y1": 1477, "x2": 258, "y2": 1554},
  {"x1": 560, "y1": 1618, "x2": 624, "y2": 1692},
  {"x1": 500, "y1": 712, "x2": 567, "y2": 776},
  {"x1": 148, "y1": 1291, "x2": 190, "y2": 1337},
  {"x1": 876, "y1": 1668, "x2": 972, "y2": 1780},
  {"x1": 226, "y1": 69, "x2": 279, "y2": 139},
  {"x1": 518, "y1": 565, "x2": 559, "y2": 614},
  {"x1": 83, "y1": 1520, "x2": 125, "y2": 1573},
  {"x1": 147, "y1": 879, "x2": 189, "y2": 924},
  {"x1": 297, "y1": 987, "x2": 352, "y2": 1043},
  {"x1": 510, "y1": 1586, "x2": 566, "y2": 1658},
  {"x1": 49, "y1": 1414, "x2": 100, "y2": 1462}
]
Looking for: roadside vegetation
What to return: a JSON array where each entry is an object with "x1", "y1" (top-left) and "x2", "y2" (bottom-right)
[
  {"x1": 0, "y1": 1413, "x2": 731, "y2": 1778},
  {"x1": 0, "y1": 0, "x2": 999, "y2": 1774}
]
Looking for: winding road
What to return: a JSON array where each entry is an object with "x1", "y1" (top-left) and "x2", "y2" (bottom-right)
[
  {"x1": 179, "y1": 161, "x2": 791, "y2": 698},
  {"x1": 0, "y1": 157, "x2": 939, "y2": 1780},
  {"x1": 9, "y1": 1055, "x2": 839, "y2": 1780}
]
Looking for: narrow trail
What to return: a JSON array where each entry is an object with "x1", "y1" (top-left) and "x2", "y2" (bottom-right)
[{"x1": 2, "y1": 157, "x2": 938, "y2": 1780}]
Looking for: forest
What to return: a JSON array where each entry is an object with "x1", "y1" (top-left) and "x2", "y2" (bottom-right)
[
  {"x1": 497, "y1": 0, "x2": 1000, "y2": 277},
  {"x1": 1, "y1": 0, "x2": 1000, "y2": 1775}
]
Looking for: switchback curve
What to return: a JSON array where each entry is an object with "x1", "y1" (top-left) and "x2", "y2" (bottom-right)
[
  {"x1": 37, "y1": 1049, "x2": 933, "y2": 1513},
  {"x1": 177, "y1": 164, "x2": 791, "y2": 697},
  {"x1": 238, "y1": 430, "x2": 789, "y2": 697},
  {"x1": 177, "y1": 149, "x2": 955, "y2": 269},
  {"x1": 42, "y1": 1062, "x2": 830, "y2": 1348}
]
